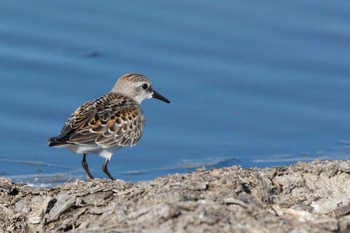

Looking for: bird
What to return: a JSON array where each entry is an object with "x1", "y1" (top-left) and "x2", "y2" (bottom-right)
[{"x1": 47, "y1": 73, "x2": 170, "y2": 180}]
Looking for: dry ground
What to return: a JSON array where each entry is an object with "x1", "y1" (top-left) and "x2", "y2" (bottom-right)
[{"x1": 1, "y1": 160, "x2": 350, "y2": 232}]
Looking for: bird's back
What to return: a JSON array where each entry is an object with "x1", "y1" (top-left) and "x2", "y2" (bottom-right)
[{"x1": 48, "y1": 92, "x2": 146, "y2": 152}]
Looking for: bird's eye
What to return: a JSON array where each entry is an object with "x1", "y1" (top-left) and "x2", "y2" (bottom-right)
[{"x1": 142, "y1": 84, "x2": 148, "y2": 90}]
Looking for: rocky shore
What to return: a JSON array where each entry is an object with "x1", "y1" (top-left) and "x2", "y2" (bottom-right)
[{"x1": 1, "y1": 160, "x2": 350, "y2": 232}]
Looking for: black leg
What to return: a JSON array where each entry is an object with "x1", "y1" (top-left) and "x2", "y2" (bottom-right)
[
  {"x1": 81, "y1": 154, "x2": 94, "y2": 179},
  {"x1": 102, "y1": 159, "x2": 115, "y2": 180}
]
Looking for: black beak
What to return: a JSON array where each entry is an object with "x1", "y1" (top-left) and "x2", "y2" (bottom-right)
[{"x1": 152, "y1": 90, "x2": 170, "y2": 103}]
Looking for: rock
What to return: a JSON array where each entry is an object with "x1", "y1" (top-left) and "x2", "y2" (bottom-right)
[{"x1": 0, "y1": 160, "x2": 349, "y2": 232}]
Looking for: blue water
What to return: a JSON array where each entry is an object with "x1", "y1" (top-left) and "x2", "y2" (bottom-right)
[{"x1": 1, "y1": 0, "x2": 350, "y2": 186}]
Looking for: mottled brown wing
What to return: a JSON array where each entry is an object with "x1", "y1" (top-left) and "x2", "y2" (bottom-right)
[{"x1": 57, "y1": 93, "x2": 145, "y2": 148}]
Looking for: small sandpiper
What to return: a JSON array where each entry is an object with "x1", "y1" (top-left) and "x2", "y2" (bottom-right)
[{"x1": 48, "y1": 73, "x2": 170, "y2": 180}]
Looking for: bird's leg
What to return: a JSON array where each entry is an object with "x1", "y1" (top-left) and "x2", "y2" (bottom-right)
[
  {"x1": 81, "y1": 154, "x2": 94, "y2": 179},
  {"x1": 102, "y1": 159, "x2": 115, "y2": 180}
]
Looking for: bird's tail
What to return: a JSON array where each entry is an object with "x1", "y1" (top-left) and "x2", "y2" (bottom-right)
[{"x1": 47, "y1": 137, "x2": 66, "y2": 147}]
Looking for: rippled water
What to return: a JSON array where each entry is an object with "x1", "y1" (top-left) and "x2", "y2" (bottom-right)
[{"x1": 1, "y1": 0, "x2": 350, "y2": 186}]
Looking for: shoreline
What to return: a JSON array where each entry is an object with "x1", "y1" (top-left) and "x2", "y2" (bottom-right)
[{"x1": 1, "y1": 160, "x2": 350, "y2": 232}]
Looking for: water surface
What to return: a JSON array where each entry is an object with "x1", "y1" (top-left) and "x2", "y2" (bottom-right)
[{"x1": 0, "y1": 0, "x2": 350, "y2": 186}]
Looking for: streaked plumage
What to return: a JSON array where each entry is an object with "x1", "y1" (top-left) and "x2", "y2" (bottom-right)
[{"x1": 48, "y1": 73, "x2": 170, "y2": 180}]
